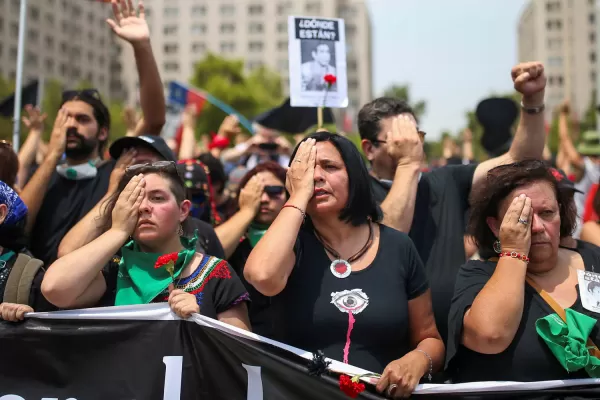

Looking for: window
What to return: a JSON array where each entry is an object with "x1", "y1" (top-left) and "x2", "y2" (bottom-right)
[
  {"x1": 277, "y1": 22, "x2": 287, "y2": 33},
  {"x1": 248, "y1": 41, "x2": 264, "y2": 52},
  {"x1": 306, "y1": 2, "x2": 321, "y2": 13},
  {"x1": 30, "y1": 6, "x2": 39, "y2": 21},
  {"x1": 248, "y1": 4, "x2": 264, "y2": 15},
  {"x1": 548, "y1": 37, "x2": 562, "y2": 49},
  {"x1": 164, "y1": 7, "x2": 178, "y2": 17},
  {"x1": 220, "y1": 4, "x2": 235, "y2": 16},
  {"x1": 60, "y1": 42, "x2": 68, "y2": 53},
  {"x1": 45, "y1": 58, "x2": 54, "y2": 71},
  {"x1": 277, "y1": 2, "x2": 292, "y2": 15},
  {"x1": 28, "y1": 29, "x2": 39, "y2": 42},
  {"x1": 191, "y1": 24, "x2": 206, "y2": 35},
  {"x1": 592, "y1": 71, "x2": 597, "y2": 83},
  {"x1": 220, "y1": 42, "x2": 235, "y2": 52},
  {"x1": 346, "y1": 24, "x2": 356, "y2": 36},
  {"x1": 46, "y1": 13, "x2": 54, "y2": 25},
  {"x1": 163, "y1": 25, "x2": 177, "y2": 35},
  {"x1": 348, "y1": 79, "x2": 359, "y2": 90},
  {"x1": 192, "y1": 42, "x2": 206, "y2": 52},
  {"x1": 164, "y1": 43, "x2": 178, "y2": 54},
  {"x1": 247, "y1": 60, "x2": 264, "y2": 70},
  {"x1": 249, "y1": 22, "x2": 264, "y2": 34},
  {"x1": 592, "y1": 52, "x2": 597, "y2": 63},
  {"x1": 26, "y1": 52, "x2": 38, "y2": 66},
  {"x1": 277, "y1": 40, "x2": 288, "y2": 51},
  {"x1": 278, "y1": 59, "x2": 288, "y2": 71},
  {"x1": 192, "y1": 5, "x2": 206, "y2": 16},
  {"x1": 88, "y1": 31, "x2": 94, "y2": 42},
  {"x1": 88, "y1": 51, "x2": 94, "y2": 62},
  {"x1": 10, "y1": 22, "x2": 18, "y2": 36},
  {"x1": 592, "y1": 32, "x2": 597, "y2": 43},
  {"x1": 591, "y1": 13, "x2": 596, "y2": 24},
  {"x1": 99, "y1": 56, "x2": 105, "y2": 67},
  {"x1": 557, "y1": 76, "x2": 564, "y2": 85},
  {"x1": 546, "y1": 1, "x2": 560, "y2": 11},
  {"x1": 164, "y1": 62, "x2": 179, "y2": 72},
  {"x1": 220, "y1": 23, "x2": 235, "y2": 34},
  {"x1": 547, "y1": 56, "x2": 563, "y2": 66},
  {"x1": 347, "y1": 59, "x2": 357, "y2": 72}
]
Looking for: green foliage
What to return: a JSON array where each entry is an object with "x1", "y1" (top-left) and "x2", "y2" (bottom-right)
[
  {"x1": 382, "y1": 84, "x2": 426, "y2": 121},
  {"x1": 580, "y1": 90, "x2": 597, "y2": 133},
  {"x1": 189, "y1": 53, "x2": 284, "y2": 136}
]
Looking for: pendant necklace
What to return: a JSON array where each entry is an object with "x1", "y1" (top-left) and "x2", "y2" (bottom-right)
[{"x1": 314, "y1": 222, "x2": 374, "y2": 279}]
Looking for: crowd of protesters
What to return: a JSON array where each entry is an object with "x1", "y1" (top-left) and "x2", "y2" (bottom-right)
[{"x1": 4, "y1": 1, "x2": 600, "y2": 398}]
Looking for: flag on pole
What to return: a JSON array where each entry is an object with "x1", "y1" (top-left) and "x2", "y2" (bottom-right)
[{"x1": 0, "y1": 80, "x2": 39, "y2": 117}]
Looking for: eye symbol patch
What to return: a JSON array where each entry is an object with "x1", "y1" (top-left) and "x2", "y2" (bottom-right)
[{"x1": 330, "y1": 289, "x2": 369, "y2": 314}]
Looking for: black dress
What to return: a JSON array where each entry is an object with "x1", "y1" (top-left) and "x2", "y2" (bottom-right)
[{"x1": 272, "y1": 224, "x2": 429, "y2": 373}]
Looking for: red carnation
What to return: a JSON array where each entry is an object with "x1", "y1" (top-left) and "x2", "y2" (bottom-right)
[
  {"x1": 324, "y1": 74, "x2": 337, "y2": 87},
  {"x1": 339, "y1": 375, "x2": 365, "y2": 398},
  {"x1": 154, "y1": 252, "x2": 179, "y2": 278}
]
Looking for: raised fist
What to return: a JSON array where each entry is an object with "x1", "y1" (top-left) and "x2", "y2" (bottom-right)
[{"x1": 511, "y1": 62, "x2": 546, "y2": 104}]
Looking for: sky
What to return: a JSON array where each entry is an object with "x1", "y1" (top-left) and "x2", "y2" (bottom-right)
[{"x1": 368, "y1": 0, "x2": 526, "y2": 140}]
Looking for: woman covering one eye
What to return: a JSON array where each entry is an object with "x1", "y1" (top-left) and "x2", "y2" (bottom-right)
[
  {"x1": 244, "y1": 131, "x2": 444, "y2": 398},
  {"x1": 41, "y1": 162, "x2": 251, "y2": 329}
]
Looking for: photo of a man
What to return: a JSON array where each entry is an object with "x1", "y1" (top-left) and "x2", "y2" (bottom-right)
[
  {"x1": 300, "y1": 40, "x2": 337, "y2": 92},
  {"x1": 588, "y1": 281, "x2": 600, "y2": 308}
]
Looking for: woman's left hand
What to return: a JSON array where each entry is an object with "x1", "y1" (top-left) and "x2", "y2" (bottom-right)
[
  {"x1": 168, "y1": 289, "x2": 200, "y2": 319},
  {"x1": 0, "y1": 303, "x2": 34, "y2": 322},
  {"x1": 376, "y1": 351, "x2": 428, "y2": 398}
]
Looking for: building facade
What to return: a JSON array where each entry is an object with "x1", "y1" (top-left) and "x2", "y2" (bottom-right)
[
  {"x1": 518, "y1": 0, "x2": 597, "y2": 121},
  {"x1": 119, "y1": 0, "x2": 372, "y2": 125},
  {"x1": 0, "y1": 0, "x2": 117, "y2": 101}
]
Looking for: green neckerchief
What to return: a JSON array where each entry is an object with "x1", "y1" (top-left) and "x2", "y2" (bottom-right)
[
  {"x1": 536, "y1": 308, "x2": 600, "y2": 377},
  {"x1": 247, "y1": 222, "x2": 269, "y2": 248},
  {"x1": 115, "y1": 231, "x2": 198, "y2": 306},
  {"x1": 0, "y1": 250, "x2": 16, "y2": 269}
]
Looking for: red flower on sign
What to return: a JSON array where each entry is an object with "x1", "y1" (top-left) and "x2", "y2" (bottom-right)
[
  {"x1": 339, "y1": 375, "x2": 365, "y2": 398},
  {"x1": 154, "y1": 252, "x2": 178, "y2": 278},
  {"x1": 324, "y1": 74, "x2": 337, "y2": 86}
]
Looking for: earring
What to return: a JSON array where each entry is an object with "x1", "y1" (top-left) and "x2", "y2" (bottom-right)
[
  {"x1": 177, "y1": 224, "x2": 184, "y2": 236},
  {"x1": 493, "y1": 240, "x2": 502, "y2": 254}
]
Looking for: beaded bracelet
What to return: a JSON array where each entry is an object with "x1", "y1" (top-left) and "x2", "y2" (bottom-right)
[
  {"x1": 499, "y1": 251, "x2": 530, "y2": 264},
  {"x1": 282, "y1": 204, "x2": 306, "y2": 220},
  {"x1": 414, "y1": 349, "x2": 433, "y2": 382}
]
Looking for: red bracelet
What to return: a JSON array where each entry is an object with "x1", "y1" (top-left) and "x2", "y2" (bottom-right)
[
  {"x1": 499, "y1": 251, "x2": 530, "y2": 264},
  {"x1": 282, "y1": 204, "x2": 306, "y2": 219}
]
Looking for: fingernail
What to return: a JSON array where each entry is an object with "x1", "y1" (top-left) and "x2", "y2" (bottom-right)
[{"x1": 520, "y1": 194, "x2": 526, "y2": 199}]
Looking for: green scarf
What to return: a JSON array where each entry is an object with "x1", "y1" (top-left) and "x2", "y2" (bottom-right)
[
  {"x1": 247, "y1": 222, "x2": 269, "y2": 248},
  {"x1": 536, "y1": 308, "x2": 600, "y2": 377},
  {"x1": 115, "y1": 232, "x2": 198, "y2": 306}
]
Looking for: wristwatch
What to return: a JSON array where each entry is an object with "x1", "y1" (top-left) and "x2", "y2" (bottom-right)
[{"x1": 520, "y1": 101, "x2": 545, "y2": 114}]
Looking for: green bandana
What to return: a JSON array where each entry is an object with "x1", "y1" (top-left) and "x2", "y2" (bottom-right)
[
  {"x1": 247, "y1": 223, "x2": 269, "y2": 248},
  {"x1": 536, "y1": 308, "x2": 600, "y2": 377},
  {"x1": 115, "y1": 232, "x2": 198, "y2": 306}
]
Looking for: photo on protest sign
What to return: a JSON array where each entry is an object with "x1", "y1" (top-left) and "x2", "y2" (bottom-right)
[{"x1": 288, "y1": 16, "x2": 348, "y2": 108}]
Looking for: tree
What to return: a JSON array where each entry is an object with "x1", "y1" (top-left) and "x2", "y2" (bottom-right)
[
  {"x1": 382, "y1": 84, "x2": 426, "y2": 121},
  {"x1": 189, "y1": 54, "x2": 284, "y2": 136}
]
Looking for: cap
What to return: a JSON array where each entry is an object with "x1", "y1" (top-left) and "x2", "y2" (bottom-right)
[
  {"x1": 109, "y1": 135, "x2": 176, "y2": 162},
  {"x1": 176, "y1": 159, "x2": 209, "y2": 191},
  {"x1": 550, "y1": 168, "x2": 583, "y2": 194},
  {"x1": 476, "y1": 98, "x2": 518, "y2": 157}
]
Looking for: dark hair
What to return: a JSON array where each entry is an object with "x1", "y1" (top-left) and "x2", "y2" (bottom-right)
[
  {"x1": 357, "y1": 97, "x2": 417, "y2": 142},
  {"x1": 198, "y1": 153, "x2": 227, "y2": 195},
  {"x1": 588, "y1": 281, "x2": 600, "y2": 293},
  {"x1": 0, "y1": 141, "x2": 18, "y2": 188},
  {"x1": 237, "y1": 161, "x2": 287, "y2": 198},
  {"x1": 468, "y1": 160, "x2": 578, "y2": 255},
  {"x1": 291, "y1": 131, "x2": 381, "y2": 226},
  {"x1": 101, "y1": 164, "x2": 187, "y2": 232},
  {"x1": 61, "y1": 92, "x2": 111, "y2": 156}
]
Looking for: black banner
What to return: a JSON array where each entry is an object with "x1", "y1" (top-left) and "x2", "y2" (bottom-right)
[{"x1": 2, "y1": 305, "x2": 600, "y2": 399}]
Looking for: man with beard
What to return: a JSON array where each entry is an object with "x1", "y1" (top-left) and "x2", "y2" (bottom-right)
[
  {"x1": 358, "y1": 62, "x2": 547, "y2": 344},
  {"x1": 24, "y1": 0, "x2": 165, "y2": 264}
]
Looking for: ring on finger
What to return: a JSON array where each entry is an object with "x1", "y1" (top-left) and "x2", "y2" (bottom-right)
[
  {"x1": 518, "y1": 218, "x2": 528, "y2": 225},
  {"x1": 387, "y1": 384, "x2": 398, "y2": 396}
]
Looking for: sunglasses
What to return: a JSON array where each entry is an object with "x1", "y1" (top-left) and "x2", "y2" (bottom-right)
[
  {"x1": 0, "y1": 140, "x2": 12, "y2": 147},
  {"x1": 264, "y1": 185, "x2": 285, "y2": 198},
  {"x1": 62, "y1": 89, "x2": 101, "y2": 103},
  {"x1": 126, "y1": 161, "x2": 177, "y2": 174}
]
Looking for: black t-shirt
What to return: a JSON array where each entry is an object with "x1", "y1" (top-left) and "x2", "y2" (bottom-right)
[
  {"x1": 185, "y1": 217, "x2": 225, "y2": 259},
  {"x1": 101, "y1": 253, "x2": 248, "y2": 319},
  {"x1": 228, "y1": 238, "x2": 275, "y2": 338},
  {"x1": 273, "y1": 224, "x2": 429, "y2": 373},
  {"x1": 29, "y1": 161, "x2": 115, "y2": 264},
  {"x1": 370, "y1": 165, "x2": 477, "y2": 343},
  {"x1": 447, "y1": 246, "x2": 600, "y2": 383}
]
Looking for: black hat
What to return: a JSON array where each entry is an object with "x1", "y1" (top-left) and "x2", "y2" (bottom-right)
[
  {"x1": 476, "y1": 98, "x2": 518, "y2": 157},
  {"x1": 550, "y1": 167, "x2": 583, "y2": 194},
  {"x1": 109, "y1": 135, "x2": 176, "y2": 162},
  {"x1": 254, "y1": 98, "x2": 335, "y2": 134},
  {"x1": 176, "y1": 159, "x2": 209, "y2": 191}
]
